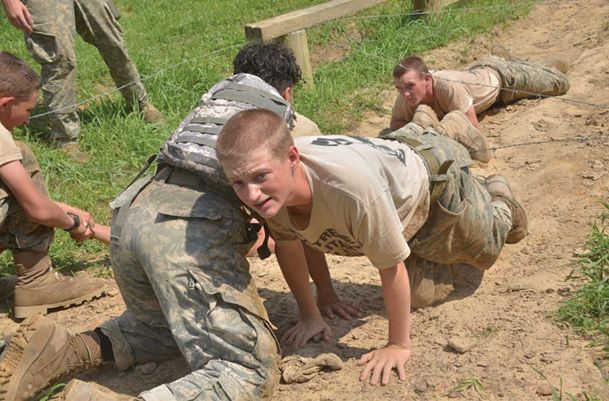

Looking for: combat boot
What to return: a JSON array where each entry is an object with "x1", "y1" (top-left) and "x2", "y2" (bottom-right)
[
  {"x1": 13, "y1": 251, "x2": 106, "y2": 319},
  {"x1": 490, "y1": 44, "x2": 518, "y2": 61},
  {"x1": 485, "y1": 174, "x2": 529, "y2": 244},
  {"x1": 411, "y1": 104, "x2": 441, "y2": 129},
  {"x1": 545, "y1": 59, "x2": 569, "y2": 74},
  {"x1": 51, "y1": 379, "x2": 139, "y2": 401},
  {"x1": 58, "y1": 142, "x2": 89, "y2": 163},
  {"x1": 0, "y1": 314, "x2": 103, "y2": 401},
  {"x1": 141, "y1": 102, "x2": 165, "y2": 125},
  {"x1": 436, "y1": 110, "x2": 491, "y2": 163}
]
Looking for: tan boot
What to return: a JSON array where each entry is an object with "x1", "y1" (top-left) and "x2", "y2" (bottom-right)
[
  {"x1": 58, "y1": 142, "x2": 89, "y2": 163},
  {"x1": 485, "y1": 174, "x2": 529, "y2": 244},
  {"x1": 13, "y1": 251, "x2": 106, "y2": 319},
  {"x1": 411, "y1": 104, "x2": 441, "y2": 129},
  {"x1": 545, "y1": 59, "x2": 569, "y2": 74},
  {"x1": 0, "y1": 314, "x2": 103, "y2": 401},
  {"x1": 51, "y1": 379, "x2": 139, "y2": 401},
  {"x1": 436, "y1": 110, "x2": 491, "y2": 163},
  {"x1": 490, "y1": 44, "x2": 518, "y2": 61},
  {"x1": 141, "y1": 103, "x2": 165, "y2": 125}
]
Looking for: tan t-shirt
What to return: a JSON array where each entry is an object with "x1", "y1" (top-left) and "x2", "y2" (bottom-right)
[
  {"x1": 291, "y1": 112, "x2": 322, "y2": 138},
  {"x1": 392, "y1": 67, "x2": 501, "y2": 123},
  {"x1": 267, "y1": 135, "x2": 430, "y2": 269},
  {"x1": 0, "y1": 122, "x2": 21, "y2": 167}
]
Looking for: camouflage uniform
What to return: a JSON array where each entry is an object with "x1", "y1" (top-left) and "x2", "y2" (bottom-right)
[
  {"x1": 100, "y1": 74, "x2": 292, "y2": 401},
  {"x1": 380, "y1": 124, "x2": 512, "y2": 308},
  {"x1": 23, "y1": 0, "x2": 148, "y2": 143},
  {"x1": 0, "y1": 141, "x2": 53, "y2": 257},
  {"x1": 471, "y1": 55, "x2": 570, "y2": 105}
]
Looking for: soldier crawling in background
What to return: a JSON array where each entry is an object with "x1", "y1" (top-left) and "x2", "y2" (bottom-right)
[
  {"x1": 0, "y1": 42, "x2": 321, "y2": 401},
  {"x1": 389, "y1": 45, "x2": 570, "y2": 163}
]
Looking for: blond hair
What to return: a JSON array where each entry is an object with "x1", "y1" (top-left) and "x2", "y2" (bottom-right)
[{"x1": 217, "y1": 109, "x2": 294, "y2": 164}]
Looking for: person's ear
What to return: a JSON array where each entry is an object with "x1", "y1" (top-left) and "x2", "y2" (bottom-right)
[
  {"x1": 0, "y1": 96, "x2": 16, "y2": 109},
  {"x1": 281, "y1": 86, "x2": 294, "y2": 103},
  {"x1": 288, "y1": 145, "x2": 300, "y2": 167}
]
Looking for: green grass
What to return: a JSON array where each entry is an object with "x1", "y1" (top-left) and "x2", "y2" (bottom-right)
[
  {"x1": 558, "y1": 203, "x2": 609, "y2": 360},
  {"x1": 0, "y1": 0, "x2": 532, "y2": 273}
]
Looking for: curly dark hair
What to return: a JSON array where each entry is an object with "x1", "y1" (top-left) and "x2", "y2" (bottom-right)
[
  {"x1": 233, "y1": 42, "x2": 302, "y2": 93},
  {"x1": 0, "y1": 51, "x2": 40, "y2": 101}
]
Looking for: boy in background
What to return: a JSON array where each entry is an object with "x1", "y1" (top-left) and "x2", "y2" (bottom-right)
[{"x1": 0, "y1": 51, "x2": 106, "y2": 318}]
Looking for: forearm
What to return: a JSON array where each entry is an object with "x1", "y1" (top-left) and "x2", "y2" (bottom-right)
[
  {"x1": 303, "y1": 244, "x2": 336, "y2": 299},
  {"x1": 276, "y1": 240, "x2": 320, "y2": 317},
  {"x1": 379, "y1": 262, "x2": 411, "y2": 348},
  {"x1": 389, "y1": 116, "x2": 407, "y2": 131}
]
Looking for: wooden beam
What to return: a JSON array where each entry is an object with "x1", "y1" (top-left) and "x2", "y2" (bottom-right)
[
  {"x1": 245, "y1": 0, "x2": 386, "y2": 42},
  {"x1": 279, "y1": 30, "x2": 314, "y2": 88},
  {"x1": 412, "y1": 0, "x2": 447, "y2": 19}
]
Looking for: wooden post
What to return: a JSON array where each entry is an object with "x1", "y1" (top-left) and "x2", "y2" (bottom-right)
[
  {"x1": 412, "y1": 0, "x2": 442, "y2": 19},
  {"x1": 279, "y1": 30, "x2": 314, "y2": 89}
]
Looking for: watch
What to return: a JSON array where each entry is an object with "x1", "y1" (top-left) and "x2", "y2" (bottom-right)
[{"x1": 65, "y1": 212, "x2": 81, "y2": 232}]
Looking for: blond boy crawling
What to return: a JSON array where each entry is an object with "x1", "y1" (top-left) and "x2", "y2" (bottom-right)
[
  {"x1": 217, "y1": 109, "x2": 528, "y2": 385},
  {"x1": 0, "y1": 51, "x2": 108, "y2": 318}
]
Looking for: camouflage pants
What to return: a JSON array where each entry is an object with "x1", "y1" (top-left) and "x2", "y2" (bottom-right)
[
  {"x1": 101, "y1": 169, "x2": 280, "y2": 401},
  {"x1": 471, "y1": 56, "x2": 570, "y2": 106},
  {"x1": 384, "y1": 128, "x2": 512, "y2": 308},
  {"x1": 23, "y1": 0, "x2": 148, "y2": 143},
  {"x1": 0, "y1": 141, "x2": 53, "y2": 256}
]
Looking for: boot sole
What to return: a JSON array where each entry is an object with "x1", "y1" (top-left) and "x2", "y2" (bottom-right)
[
  {"x1": 13, "y1": 286, "x2": 107, "y2": 319},
  {"x1": 0, "y1": 315, "x2": 53, "y2": 401}
]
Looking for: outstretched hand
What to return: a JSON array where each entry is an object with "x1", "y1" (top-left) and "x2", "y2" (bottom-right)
[
  {"x1": 281, "y1": 315, "x2": 332, "y2": 348},
  {"x1": 357, "y1": 344, "x2": 411, "y2": 386},
  {"x1": 317, "y1": 293, "x2": 363, "y2": 320}
]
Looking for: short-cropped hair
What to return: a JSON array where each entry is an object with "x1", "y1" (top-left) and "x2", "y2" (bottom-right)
[
  {"x1": 393, "y1": 55, "x2": 430, "y2": 79},
  {"x1": 0, "y1": 52, "x2": 40, "y2": 101},
  {"x1": 217, "y1": 109, "x2": 293, "y2": 166}
]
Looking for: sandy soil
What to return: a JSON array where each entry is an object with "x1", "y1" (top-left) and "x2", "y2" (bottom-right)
[{"x1": 2, "y1": 0, "x2": 609, "y2": 399}]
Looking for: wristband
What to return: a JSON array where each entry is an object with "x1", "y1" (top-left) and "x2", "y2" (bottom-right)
[{"x1": 64, "y1": 212, "x2": 81, "y2": 232}]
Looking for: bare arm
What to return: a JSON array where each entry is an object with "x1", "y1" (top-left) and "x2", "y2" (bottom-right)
[
  {"x1": 2, "y1": 0, "x2": 32, "y2": 33},
  {"x1": 389, "y1": 114, "x2": 408, "y2": 131},
  {"x1": 358, "y1": 262, "x2": 411, "y2": 385},
  {"x1": 275, "y1": 239, "x2": 331, "y2": 347},
  {"x1": 304, "y1": 244, "x2": 362, "y2": 320},
  {"x1": 0, "y1": 161, "x2": 76, "y2": 229},
  {"x1": 464, "y1": 105, "x2": 480, "y2": 128},
  {"x1": 0, "y1": 161, "x2": 93, "y2": 240}
]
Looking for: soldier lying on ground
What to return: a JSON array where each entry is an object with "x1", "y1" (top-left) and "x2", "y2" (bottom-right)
[
  {"x1": 389, "y1": 45, "x2": 569, "y2": 162},
  {"x1": 216, "y1": 108, "x2": 528, "y2": 386},
  {"x1": 0, "y1": 42, "x2": 321, "y2": 401}
]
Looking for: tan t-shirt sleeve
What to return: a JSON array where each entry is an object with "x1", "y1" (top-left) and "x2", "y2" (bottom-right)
[
  {"x1": 434, "y1": 78, "x2": 474, "y2": 115},
  {"x1": 0, "y1": 125, "x2": 22, "y2": 167}
]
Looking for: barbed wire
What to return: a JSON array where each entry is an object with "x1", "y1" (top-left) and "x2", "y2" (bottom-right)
[
  {"x1": 29, "y1": 43, "x2": 243, "y2": 120},
  {"x1": 26, "y1": 0, "x2": 607, "y2": 123}
]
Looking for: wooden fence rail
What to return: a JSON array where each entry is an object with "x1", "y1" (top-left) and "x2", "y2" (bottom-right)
[{"x1": 245, "y1": 0, "x2": 448, "y2": 88}]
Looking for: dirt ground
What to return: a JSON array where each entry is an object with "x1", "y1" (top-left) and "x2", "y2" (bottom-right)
[{"x1": 2, "y1": 0, "x2": 609, "y2": 399}]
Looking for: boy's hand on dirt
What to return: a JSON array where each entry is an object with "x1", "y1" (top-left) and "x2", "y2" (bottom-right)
[
  {"x1": 281, "y1": 316, "x2": 332, "y2": 347},
  {"x1": 317, "y1": 294, "x2": 363, "y2": 320},
  {"x1": 357, "y1": 344, "x2": 410, "y2": 386}
]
